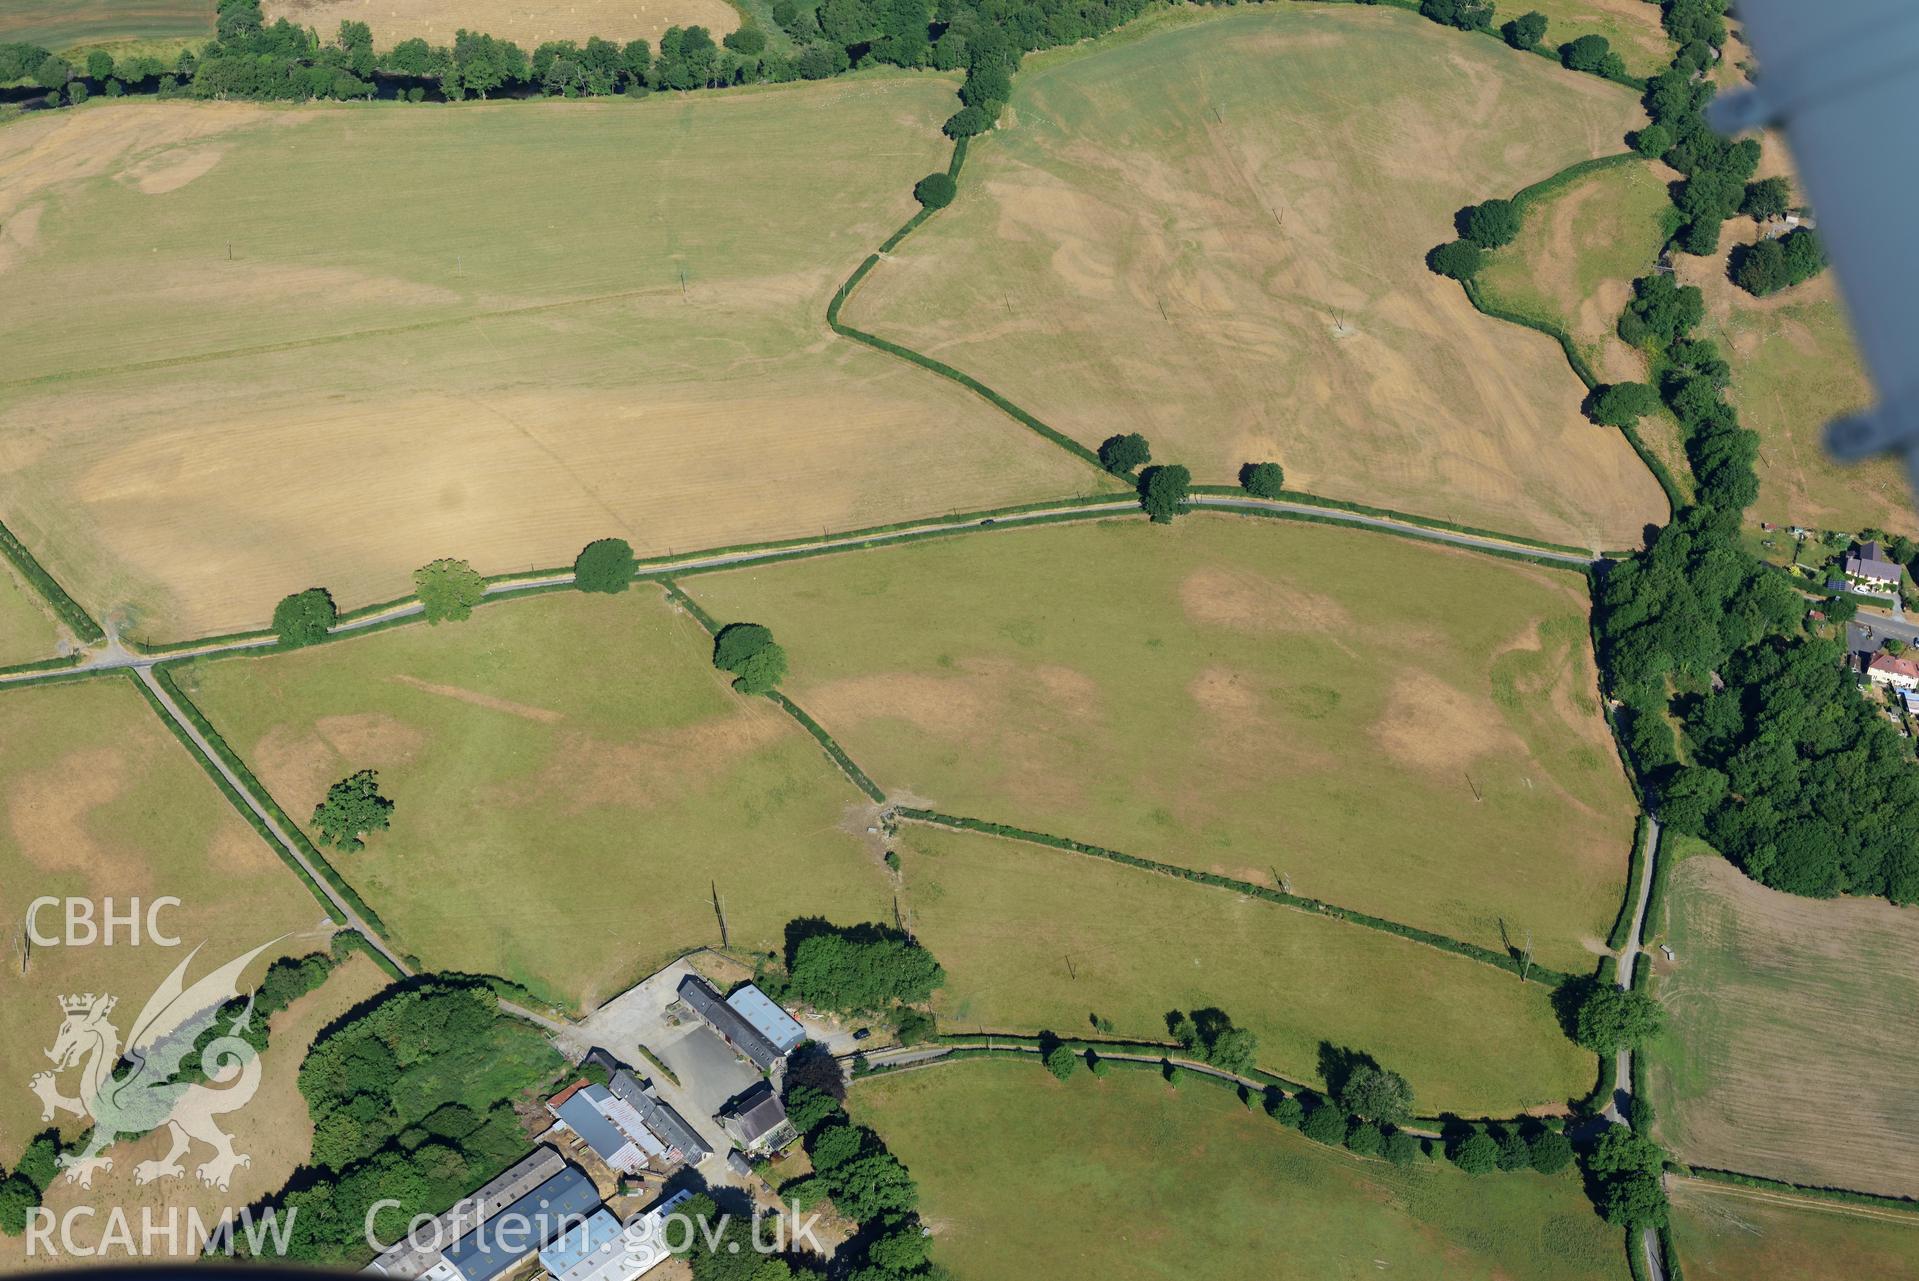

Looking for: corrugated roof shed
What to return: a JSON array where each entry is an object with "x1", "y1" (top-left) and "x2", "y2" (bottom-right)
[
  {"x1": 442, "y1": 1163, "x2": 602, "y2": 1281},
  {"x1": 363, "y1": 1146, "x2": 566, "y2": 1278},
  {"x1": 677, "y1": 975, "x2": 781, "y2": 1071},
  {"x1": 724, "y1": 984, "x2": 807, "y2": 1055},
  {"x1": 555, "y1": 1086, "x2": 642, "y2": 1171},
  {"x1": 537, "y1": 1209, "x2": 625, "y2": 1278},
  {"x1": 608, "y1": 1070, "x2": 712, "y2": 1162}
]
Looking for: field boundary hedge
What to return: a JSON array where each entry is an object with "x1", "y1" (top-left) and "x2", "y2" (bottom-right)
[
  {"x1": 0, "y1": 518, "x2": 105, "y2": 643},
  {"x1": 1606, "y1": 815, "x2": 1651, "y2": 950},
  {"x1": 1198, "y1": 501, "x2": 1589, "y2": 575},
  {"x1": 1680, "y1": 1167, "x2": 1919, "y2": 1214},
  {"x1": 149, "y1": 661, "x2": 391, "y2": 938},
  {"x1": 659, "y1": 579, "x2": 889, "y2": 802},
  {"x1": 896, "y1": 808, "x2": 1574, "y2": 985},
  {"x1": 1186, "y1": 485, "x2": 1592, "y2": 557},
  {"x1": 123, "y1": 668, "x2": 345, "y2": 925},
  {"x1": 0, "y1": 652, "x2": 84, "y2": 677}
]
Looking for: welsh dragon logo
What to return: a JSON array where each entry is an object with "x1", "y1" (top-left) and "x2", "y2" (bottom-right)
[{"x1": 28, "y1": 939, "x2": 282, "y2": 1191}]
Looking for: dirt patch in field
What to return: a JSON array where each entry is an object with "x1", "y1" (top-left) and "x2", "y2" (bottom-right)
[
  {"x1": 1178, "y1": 566, "x2": 1354, "y2": 637},
  {"x1": 121, "y1": 144, "x2": 226, "y2": 194},
  {"x1": 1371, "y1": 671, "x2": 1519, "y2": 771},
  {"x1": 252, "y1": 713, "x2": 425, "y2": 813},
  {"x1": 525, "y1": 706, "x2": 790, "y2": 813},
  {"x1": 1187, "y1": 665, "x2": 1264, "y2": 719},
  {"x1": 391, "y1": 674, "x2": 566, "y2": 724},
  {"x1": 807, "y1": 672, "x2": 993, "y2": 738},
  {"x1": 5, "y1": 747, "x2": 139, "y2": 884}
]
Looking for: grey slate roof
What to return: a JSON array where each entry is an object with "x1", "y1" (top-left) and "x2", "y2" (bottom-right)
[
  {"x1": 1847, "y1": 540, "x2": 1903, "y2": 584},
  {"x1": 718, "y1": 1082, "x2": 788, "y2": 1147},
  {"x1": 607, "y1": 1069, "x2": 712, "y2": 1162},
  {"x1": 677, "y1": 975, "x2": 782, "y2": 1071},
  {"x1": 554, "y1": 1085, "x2": 633, "y2": 1164},
  {"x1": 442, "y1": 1164, "x2": 602, "y2": 1281}
]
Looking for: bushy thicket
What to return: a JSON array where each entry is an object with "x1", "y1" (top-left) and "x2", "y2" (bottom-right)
[
  {"x1": 1733, "y1": 226, "x2": 1825, "y2": 296},
  {"x1": 252, "y1": 980, "x2": 559, "y2": 1263},
  {"x1": 760, "y1": 918, "x2": 945, "y2": 1013},
  {"x1": 777, "y1": 1084, "x2": 932, "y2": 1278}
]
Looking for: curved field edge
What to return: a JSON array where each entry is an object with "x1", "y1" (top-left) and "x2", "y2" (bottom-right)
[{"x1": 840, "y1": 4, "x2": 1668, "y2": 551}]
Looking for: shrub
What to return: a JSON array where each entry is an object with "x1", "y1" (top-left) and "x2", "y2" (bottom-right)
[
  {"x1": 1346, "y1": 1121, "x2": 1383, "y2": 1157},
  {"x1": 1338, "y1": 1064, "x2": 1415, "y2": 1126},
  {"x1": 1162, "y1": 1060, "x2": 1185, "y2": 1087},
  {"x1": 572, "y1": 537, "x2": 636, "y2": 593},
  {"x1": 913, "y1": 171, "x2": 957, "y2": 210},
  {"x1": 1573, "y1": 984, "x2": 1665, "y2": 1052},
  {"x1": 272, "y1": 587, "x2": 337, "y2": 646},
  {"x1": 1530, "y1": 1129, "x2": 1575, "y2": 1174},
  {"x1": 1501, "y1": 11, "x2": 1546, "y2": 49},
  {"x1": 892, "y1": 1007, "x2": 934, "y2": 1045},
  {"x1": 1590, "y1": 381, "x2": 1661, "y2": 428},
  {"x1": 1384, "y1": 1131, "x2": 1421, "y2": 1166},
  {"x1": 1560, "y1": 33, "x2": 1613, "y2": 73},
  {"x1": 1632, "y1": 123, "x2": 1673, "y2": 158},
  {"x1": 722, "y1": 26, "x2": 765, "y2": 54},
  {"x1": 1463, "y1": 198, "x2": 1521, "y2": 249},
  {"x1": 1301, "y1": 1103, "x2": 1348, "y2": 1146},
  {"x1": 1496, "y1": 1131, "x2": 1533, "y2": 1171},
  {"x1": 1451, "y1": 1131, "x2": 1499, "y2": 1174},
  {"x1": 1734, "y1": 227, "x2": 1825, "y2": 297},
  {"x1": 1267, "y1": 1094, "x2": 1304, "y2": 1127},
  {"x1": 1097, "y1": 431, "x2": 1150, "y2": 473},
  {"x1": 1420, "y1": 0, "x2": 1492, "y2": 32},
  {"x1": 1238, "y1": 461, "x2": 1285, "y2": 498},
  {"x1": 1087, "y1": 1051, "x2": 1108, "y2": 1077},
  {"x1": 1427, "y1": 239, "x2": 1483, "y2": 281},
  {"x1": 1741, "y1": 175, "x2": 1792, "y2": 222},
  {"x1": 1043, "y1": 1040, "x2": 1078, "y2": 1081}
]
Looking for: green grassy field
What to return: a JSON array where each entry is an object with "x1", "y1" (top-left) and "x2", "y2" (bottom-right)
[
  {"x1": 1668, "y1": 1178, "x2": 1919, "y2": 1280},
  {"x1": 845, "y1": 4, "x2": 1665, "y2": 550},
  {"x1": 0, "y1": 84, "x2": 1111, "y2": 642},
  {"x1": 858, "y1": 1059, "x2": 1623, "y2": 1281},
  {"x1": 685, "y1": 515, "x2": 1635, "y2": 973},
  {"x1": 898, "y1": 824, "x2": 1594, "y2": 1115},
  {"x1": 1645, "y1": 841, "x2": 1919, "y2": 1198},
  {"x1": 0, "y1": 559, "x2": 65, "y2": 666},
  {"x1": 174, "y1": 586, "x2": 896, "y2": 1010},
  {"x1": 0, "y1": 675, "x2": 324, "y2": 1163},
  {"x1": 0, "y1": 0, "x2": 212, "y2": 56},
  {"x1": 1495, "y1": 0, "x2": 1672, "y2": 78}
]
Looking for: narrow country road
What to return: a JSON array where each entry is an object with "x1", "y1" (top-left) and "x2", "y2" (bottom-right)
[
  {"x1": 1608, "y1": 813, "x2": 1666, "y2": 1281},
  {"x1": 1, "y1": 493, "x2": 1595, "y2": 691}
]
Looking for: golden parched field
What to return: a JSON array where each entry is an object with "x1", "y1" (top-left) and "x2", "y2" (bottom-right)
[
  {"x1": 0, "y1": 0, "x2": 213, "y2": 55},
  {"x1": 1666, "y1": 1178, "x2": 1919, "y2": 1281},
  {"x1": 263, "y1": 0, "x2": 738, "y2": 54},
  {"x1": 844, "y1": 5, "x2": 1669, "y2": 551},
  {"x1": 0, "y1": 87, "x2": 1114, "y2": 643},
  {"x1": 897, "y1": 824, "x2": 1593, "y2": 1115},
  {"x1": 1647, "y1": 846, "x2": 1919, "y2": 1199},
  {"x1": 0, "y1": 676, "x2": 328, "y2": 1165},
  {"x1": 175, "y1": 586, "x2": 897, "y2": 1011},
  {"x1": 684, "y1": 516, "x2": 1637, "y2": 974}
]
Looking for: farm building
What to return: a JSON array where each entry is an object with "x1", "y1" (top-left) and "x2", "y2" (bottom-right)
[
  {"x1": 607, "y1": 1069, "x2": 711, "y2": 1163},
  {"x1": 422, "y1": 1163, "x2": 602, "y2": 1281},
  {"x1": 537, "y1": 1190, "x2": 691, "y2": 1281},
  {"x1": 725, "y1": 982, "x2": 808, "y2": 1056},
  {"x1": 549, "y1": 1081, "x2": 668, "y2": 1172},
  {"x1": 363, "y1": 1147, "x2": 567, "y2": 1279},
  {"x1": 677, "y1": 975, "x2": 784, "y2": 1072}
]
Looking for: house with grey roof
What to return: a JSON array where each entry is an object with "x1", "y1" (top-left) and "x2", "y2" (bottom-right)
[
  {"x1": 1845, "y1": 540, "x2": 1904, "y2": 594},
  {"x1": 716, "y1": 1081, "x2": 791, "y2": 1154},
  {"x1": 677, "y1": 975, "x2": 783, "y2": 1072}
]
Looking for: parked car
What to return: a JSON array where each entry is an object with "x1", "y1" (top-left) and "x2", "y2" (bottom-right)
[{"x1": 852, "y1": 1027, "x2": 871, "y2": 1041}]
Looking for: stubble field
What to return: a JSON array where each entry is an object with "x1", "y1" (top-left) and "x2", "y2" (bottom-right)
[
  {"x1": 0, "y1": 676, "x2": 327, "y2": 1163},
  {"x1": 843, "y1": 5, "x2": 1667, "y2": 550},
  {"x1": 1646, "y1": 848, "x2": 1919, "y2": 1198},
  {"x1": 174, "y1": 587, "x2": 896, "y2": 1010},
  {"x1": 684, "y1": 516, "x2": 1636, "y2": 974},
  {"x1": 896, "y1": 824, "x2": 1594, "y2": 1115},
  {"x1": 858, "y1": 1059, "x2": 1622, "y2": 1281},
  {"x1": 0, "y1": 0, "x2": 212, "y2": 55},
  {"x1": 262, "y1": 0, "x2": 738, "y2": 52},
  {"x1": 1667, "y1": 1178, "x2": 1919, "y2": 1280},
  {"x1": 0, "y1": 563, "x2": 64, "y2": 666},
  {"x1": 0, "y1": 86, "x2": 1111, "y2": 643}
]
